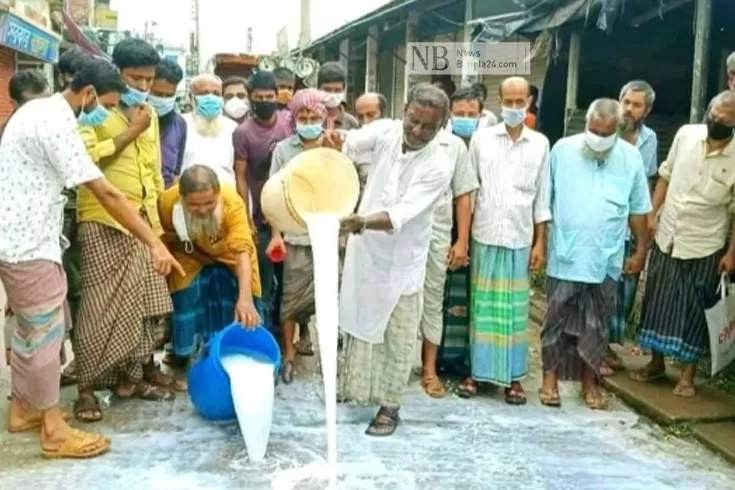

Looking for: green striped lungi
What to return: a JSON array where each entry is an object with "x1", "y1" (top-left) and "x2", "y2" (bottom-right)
[{"x1": 469, "y1": 242, "x2": 530, "y2": 387}]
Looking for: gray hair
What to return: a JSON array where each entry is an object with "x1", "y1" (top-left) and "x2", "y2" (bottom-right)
[
  {"x1": 586, "y1": 98, "x2": 624, "y2": 125},
  {"x1": 356, "y1": 92, "x2": 388, "y2": 115},
  {"x1": 179, "y1": 165, "x2": 221, "y2": 197},
  {"x1": 191, "y1": 73, "x2": 222, "y2": 90},
  {"x1": 406, "y1": 83, "x2": 450, "y2": 121},
  {"x1": 619, "y1": 80, "x2": 656, "y2": 108},
  {"x1": 727, "y1": 51, "x2": 735, "y2": 71}
]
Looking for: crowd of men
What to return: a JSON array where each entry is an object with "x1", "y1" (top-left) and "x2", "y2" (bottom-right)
[{"x1": 1, "y1": 34, "x2": 734, "y2": 458}]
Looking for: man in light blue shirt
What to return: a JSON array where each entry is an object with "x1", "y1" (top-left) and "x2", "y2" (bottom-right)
[
  {"x1": 539, "y1": 99, "x2": 652, "y2": 410},
  {"x1": 603, "y1": 81, "x2": 659, "y2": 374}
]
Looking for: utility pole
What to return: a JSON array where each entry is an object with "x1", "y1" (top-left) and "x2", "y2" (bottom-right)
[
  {"x1": 191, "y1": 0, "x2": 200, "y2": 73},
  {"x1": 298, "y1": 0, "x2": 311, "y2": 49},
  {"x1": 247, "y1": 27, "x2": 253, "y2": 53}
]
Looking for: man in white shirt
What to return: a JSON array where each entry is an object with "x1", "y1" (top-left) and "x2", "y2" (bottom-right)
[
  {"x1": 418, "y1": 90, "x2": 480, "y2": 399},
  {"x1": 633, "y1": 91, "x2": 735, "y2": 397},
  {"x1": 0, "y1": 58, "x2": 180, "y2": 459},
  {"x1": 181, "y1": 74, "x2": 238, "y2": 187},
  {"x1": 333, "y1": 84, "x2": 451, "y2": 437},
  {"x1": 457, "y1": 77, "x2": 551, "y2": 406}
]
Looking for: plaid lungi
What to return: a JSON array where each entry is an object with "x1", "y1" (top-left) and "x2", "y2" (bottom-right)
[
  {"x1": 280, "y1": 243, "x2": 315, "y2": 325},
  {"x1": 74, "y1": 222, "x2": 173, "y2": 389},
  {"x1": 339, "y1": 293, "x2": 420, "y2": 407}
]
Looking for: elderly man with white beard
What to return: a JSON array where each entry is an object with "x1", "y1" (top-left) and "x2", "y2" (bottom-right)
[
  {"x1": 181, "y1": 74, "x2": 238, "y2": 187},
  {"x1": 158, "y1": 165, "x2": 262, "y2": 364},
  {"x1": 539, "y1": 98, "x2": 651, "y2": 410}
]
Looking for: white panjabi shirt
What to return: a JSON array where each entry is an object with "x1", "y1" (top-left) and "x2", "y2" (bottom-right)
[
  {"x1": 339, "y1": 119, "x2": 452, "y2": 343},
  {"x1": 181, "y1": 112, "x2": 238, "y2": 187}
]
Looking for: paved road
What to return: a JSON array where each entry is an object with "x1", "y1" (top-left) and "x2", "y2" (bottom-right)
[{"x1": 1, "y1": 356, "x2": 735, "y2": 490}]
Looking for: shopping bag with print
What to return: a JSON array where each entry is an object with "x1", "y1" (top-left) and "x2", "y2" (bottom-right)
[{"x1": 706, "y1": 274, "x2": 735, "y2": 376}]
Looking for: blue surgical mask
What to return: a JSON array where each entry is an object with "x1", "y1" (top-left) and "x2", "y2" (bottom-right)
[
  {"x1": 296, "y1": 122, "x2": 324, "y2": 140},
  {"x1": 501, "y1": 106, "x2": 526, "y2": 128},
  {"x1": 121, "y1": 85, "x2": 149, "y2": 106},
  {"x1": 78, "y1": 92, "x2": 110, "y2": 127},
  {"x1": 195, "y1": 94, "x2": 223, "y2": 120},
  {"x1": 451, "y1": 116, "x2": 478, "y2": 138},
  {"x1": 148, "y1": 95, "x2": 176, "y2": 116}
]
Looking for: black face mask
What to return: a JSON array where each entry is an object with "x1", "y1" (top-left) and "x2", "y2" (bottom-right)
[
  {"x1": 252, "y1": 101, "x2": 278, "y2": 120},
  {"x1": 707, "y1": 117, "x2": 734, "y2": 141}
]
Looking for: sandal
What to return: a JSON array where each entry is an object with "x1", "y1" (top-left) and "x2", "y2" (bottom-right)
[
  {"x1": 144, "y1": 363, "x2": 186, "y2": 392},
  {"x1": 280, "y1": 360, "x2": 295, "y2": 384},
  {"x1": 673, "y1": 382, "x2": 696, "y2": 398},
  {"x1": 421, "y1": 375, "x2": 447, "y2": 399},
  {"x1": 295, "y1": 339, "x2": 314, "y2": 356},
  {"x1": 41, "y1": 428, "x2": 111, "y2": 459},
  {"x1": 60, "y1": 372, "x2": 77, "y2": 387},
  {"x1": 629, "y1": 366, "x2": 666, "y2": 383},
  {"x1": 365, "y1": 407, "x2": 400, "y2": 437},
  {"x1": 600, "y1": 363, "x2": 615, "y2": 377},
  {"x1": 504, "y1": 383, "x2": 527, "y2": 406},
  {"x1": 74, "y1": 393, "x2": 103, "y2": 423},
  {"x1": 539, "y1": 389, "x2": 561, "y2": 407},
  {"x1": 581, "y1": 389, "x2": 607, "y2": 410},
  {"x1": 119, "y1": 382, "x2": 175, "y2": 402},
  {"x1": 456, "y1": 378, "x2": 477, "y2": 399},
  {"x1": 8, "y1": 411, "x2": 71, "y2": 433}
]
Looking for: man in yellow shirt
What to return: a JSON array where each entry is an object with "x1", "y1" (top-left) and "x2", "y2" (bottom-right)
[
  {"x1": 73, "y1": 39, "x2": 175, "y2": 423},
  {"x1": 159, "y1": 165, "x2": 261, "y2": 372}
]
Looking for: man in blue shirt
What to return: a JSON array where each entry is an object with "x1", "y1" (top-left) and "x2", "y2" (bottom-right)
[
  {"x1": 603, "y1": 81, "x2": 659, "y2": 375},
  {"x1": 540, "y1": 98, "x2": 651, "y2": 410}
]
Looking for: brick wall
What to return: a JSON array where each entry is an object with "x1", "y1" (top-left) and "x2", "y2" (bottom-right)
[{"x1": 0, "y1": 47, "x2": 16, "y2": 124}]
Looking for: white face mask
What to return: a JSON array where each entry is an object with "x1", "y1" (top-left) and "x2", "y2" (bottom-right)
[
  {"x1": 224, "y1": 97, "x2": 249, "y2": 119},
  {"x1": 172, "y1": 203, "x2": 194, "y2": 253},
  {"x1": 324, "y1": 92, "x2": 345, "y2": 109},
  {"x1": 585, "y1": 130, "x2": 617, "y2": 152}
]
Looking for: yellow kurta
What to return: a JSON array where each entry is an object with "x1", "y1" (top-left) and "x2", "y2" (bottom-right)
[
  {"x1": 77, "y1": 105, "x2": 164, "y2": 235},
  {"x1": 158, "y1": 184, "x2": 262, "y2": 298}
]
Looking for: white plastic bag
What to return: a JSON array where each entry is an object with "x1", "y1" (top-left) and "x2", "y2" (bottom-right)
[{"x1": 706, "y1": 274, "x2": 735, "y2": 376}]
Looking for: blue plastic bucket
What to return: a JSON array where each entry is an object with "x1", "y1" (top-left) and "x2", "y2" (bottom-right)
[{"x1": 188, "y1": 323, "x2": 281, "y2": 422}]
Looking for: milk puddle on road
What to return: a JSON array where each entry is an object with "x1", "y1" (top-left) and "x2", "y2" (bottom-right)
[{"x1": 221, "y1": 354, "x2": 275, "y2": 463}]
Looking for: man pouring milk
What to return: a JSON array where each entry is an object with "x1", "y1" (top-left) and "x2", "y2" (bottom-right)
[{"x1": 324, "y1": 83, "x2": 452, "y2": 437}]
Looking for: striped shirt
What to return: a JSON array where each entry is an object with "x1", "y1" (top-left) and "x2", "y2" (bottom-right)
[{"x1": 469, "y1": 123, "x2": 552, "y2": 249}]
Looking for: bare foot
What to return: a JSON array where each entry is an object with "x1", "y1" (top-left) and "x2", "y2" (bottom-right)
[{"x1": 41, "y1": 409, "x2": 110, "y2": 459}]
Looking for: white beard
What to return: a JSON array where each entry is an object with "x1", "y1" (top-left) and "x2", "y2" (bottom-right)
[
  {"x1": 193, "y1": 113, "x2": 224, "y2": 137},
  {"x1": 183, "y1": 201, "x2": 224, "y2": 241}
]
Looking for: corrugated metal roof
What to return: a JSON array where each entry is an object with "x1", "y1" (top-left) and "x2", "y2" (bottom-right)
[{"x1": 293, "y1": 0, "x2": 420, "y2": 53}]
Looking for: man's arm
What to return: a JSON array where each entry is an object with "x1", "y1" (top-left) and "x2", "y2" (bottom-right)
[
  {"x1": 532, "y1": 141, "x2": 552, "y2": 249},
  {"x1": 267, "y1": 144, "x2": 288, "y2": 238},
  {"x1": 223, "y1": 194, "x2": 258, "y2": 301},
  {"x1": 340, "y1": 119, "x2": 398, "y2": 162},
  {"x1": 451, "y1": 142, "x2": 479, "y2": 250},
  {"x1": 629, "y1": 154, "x2": 654, "y2": 257},
  {"x1": 173, "y1": 119, "x2": 187, "y2": 185},
  {"x1": 233, "y1": 125, "x2": 251, "y2": 209},
  {"x1": 651, "y1": 128, "x2": 682, "y2": 216},
  {"x1": 78, "y1": 116, "x2": 147, "y2": 166}
]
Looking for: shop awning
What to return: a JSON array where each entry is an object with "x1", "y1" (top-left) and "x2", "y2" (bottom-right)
[
  {"x1": 0, "y1": 10, "x2": 61, "y2": 63},
  {"x1": 60, "y1": 9, "x2": 108, "y2": 59}
]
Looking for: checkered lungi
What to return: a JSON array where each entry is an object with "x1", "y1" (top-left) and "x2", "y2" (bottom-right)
[
  {"x1": 339, "y1": 293, "x2": 420, "y2": 407},
  {"x1": 74, "y1": 222, "x2": 173, "y2": 390}
]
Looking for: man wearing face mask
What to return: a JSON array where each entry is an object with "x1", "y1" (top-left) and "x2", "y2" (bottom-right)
[
  {"x1": 180, "y1": 74, "x2": 238, "y2": 190},
  {"x1": 273, "y1": 67, "x2": 295, "y2": 111},
  {"x1": 540, "y1": 98, "x2": 650, "y2": 410},
  {"x1": 0, "y1": 57, "x2": 181, "y2": 459},
  {"x1": 436, "y1": 88, "x2": 484, "y2": 376},
  {"x1": 148, "y1": 59, "x2": 187, "y2": 189},
  {"x1": 222, "y1": 76, "x2": 250, "y2": 124},
  {"x1": 416, "y1": 87, "x2": 479, "y2": 398},
  {"x1": 56, "y1": 48, "x2": 91, "y2": 90},
  {"x1": 233, "y1": 70, "x2": 293, "y2": 333},
  {"x1": 329, "y1": 84, "x2": 452, "y2": 436},
  {"x1": 454, "y1": 78, "x2": 550, "y2": 405},
  {"x1": 633, "y1": 91, "x2": 735, "y2": 398},
  {"x1": 317, "y1": 62, "x2": 359, "y2": 130},
  {"x1": 267, "y1": 89, "x2": 329, "y2": 382},
  {"x1": 75, "y1": 39, "x2": 179, "y2": 423}
]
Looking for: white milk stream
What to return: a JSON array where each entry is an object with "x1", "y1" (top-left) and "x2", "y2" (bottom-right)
[
  {"x1": 302, "y1": 213, "x2": 341, "y2": 489},
  {"x1": 221, "y1": 354, "x2": 275, "y2": 462}
]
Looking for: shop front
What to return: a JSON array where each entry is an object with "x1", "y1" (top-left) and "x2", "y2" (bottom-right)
[{"x1": 0, "y1": 4, "x2": 60, "y2": 120}]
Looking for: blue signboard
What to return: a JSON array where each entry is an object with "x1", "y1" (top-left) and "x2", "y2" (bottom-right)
[{"x1": 0, "y1": 12, "x2": 60, "y2": 64}]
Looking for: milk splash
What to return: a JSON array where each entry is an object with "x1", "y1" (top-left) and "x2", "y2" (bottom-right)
[
  {"x1": 303, "y1": 213, "x2": 341, "y2": 489},
  {"x1": 221, "y1": 354, "x2": 275, "y2": 462}
]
